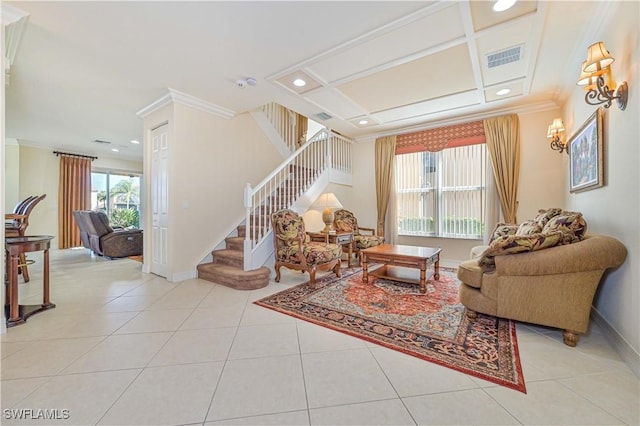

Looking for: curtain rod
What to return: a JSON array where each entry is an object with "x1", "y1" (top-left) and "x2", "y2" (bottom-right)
[{"x1": 53, "y1": 151, "x2": 98, "y2": 161}]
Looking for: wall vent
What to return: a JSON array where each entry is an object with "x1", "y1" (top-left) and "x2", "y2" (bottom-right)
[
  {"x1": 92, "y1": 139, "x2": 112, "y2": 144},
  {"x1": 314, "y1": 112, "x2": 333, "y2": 121},
  {"x1": 486, "y1": 45, "x2": 523, "y2": 68}
]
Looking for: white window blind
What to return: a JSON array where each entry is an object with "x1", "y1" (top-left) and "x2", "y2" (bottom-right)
[{"x1": 396, "y1": 144, "x2": 487, "y2": 239}]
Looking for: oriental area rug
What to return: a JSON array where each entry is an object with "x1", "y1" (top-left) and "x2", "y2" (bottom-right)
[{"x1": 255, "y1": 266, "x2": 526, "y2": 393}]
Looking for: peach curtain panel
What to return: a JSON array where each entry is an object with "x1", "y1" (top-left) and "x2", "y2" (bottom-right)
[
  {"x1": 375, "y1": 135, "x2": 396, "y2": 237},
  {"x1": 395, "y1": 121, "x2": 485, "y2": 154},
  {"x1": 58, "y1": 155, "x2": 92, "y2": 248},
  {"x1": 483, "y1": 114, "x2": 521, "y2": 224}
]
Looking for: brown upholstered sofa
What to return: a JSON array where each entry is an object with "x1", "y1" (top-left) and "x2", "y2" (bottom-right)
[
  {"x1": 457, "y1": 209, "x2": 627, "y2": 346},
  {"x1": 73, "y1": 210, "x2": 143, "y2": 258}
]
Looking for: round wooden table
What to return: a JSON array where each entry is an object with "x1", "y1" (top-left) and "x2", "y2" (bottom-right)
[{"x1": 5, "y1": 235, "x2": 55, "y2": 327}]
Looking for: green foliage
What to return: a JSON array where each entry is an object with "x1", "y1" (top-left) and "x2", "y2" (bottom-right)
[
  {"x1": 109, "y1": 208, "x2": 139, "y2": 229},
  {"x1": 398, "y1": 216, "x2": 484, "y2": 237}
]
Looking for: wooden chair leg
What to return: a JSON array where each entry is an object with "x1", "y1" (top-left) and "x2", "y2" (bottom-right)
[{"x1": 19, "y1": 253, "x2": 30, "y2": 283}]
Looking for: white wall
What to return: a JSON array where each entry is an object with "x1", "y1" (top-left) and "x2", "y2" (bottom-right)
[
  {"x1": 4, "y1": 139, "x2": 20, "y2": 210},
  {"x1": 349, "y1": 109, "x2": 567, "y2": 264},
  {"x1": 561, "y1": 1, "x2": 639, "y2": 363}
]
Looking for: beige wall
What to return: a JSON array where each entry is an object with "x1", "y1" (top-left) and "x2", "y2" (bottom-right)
[
  {"x1": 5, "y1": 139, "x2": 20, "y2": 210},
  {"x1": 15, "y1": 145, "x2": 142, "y2": 249},
  {"x1": 562, "y1": 1, "x2": 639, "y2": 358},
  {"x1": 143, "y1": 102, "x2": 282, "y2": 280},
  {"x1": 348, "y1": 109, "x2": 567, "y2": 264}
]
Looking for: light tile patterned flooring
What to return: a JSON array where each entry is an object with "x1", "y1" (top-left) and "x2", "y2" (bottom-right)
[{"x1": 1, "y1": 249, "x2": 638, "y2": 425}]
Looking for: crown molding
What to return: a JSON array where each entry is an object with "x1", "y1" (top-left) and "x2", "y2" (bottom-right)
[
  {"x1": 354, "y1": 99, "x2": 559, "y2": 144},
  {"x1": 136, "y1": 88, "x2": 236, "y2": 119}
]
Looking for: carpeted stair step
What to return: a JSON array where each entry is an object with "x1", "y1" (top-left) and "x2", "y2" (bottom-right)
[
  {"x1": 197, "y1": 263, "x2": 270, "y2": 290},
  {"x1": 225, "y1": 236, "x2": 244, "y2": 252},
  {"x1": 211, "y1": 249, "x2": 244, "y2": 268}
]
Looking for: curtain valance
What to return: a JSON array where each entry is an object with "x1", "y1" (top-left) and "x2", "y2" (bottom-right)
[{"x1": 395, "y1": 120, "x2": 485, "y2": 154}]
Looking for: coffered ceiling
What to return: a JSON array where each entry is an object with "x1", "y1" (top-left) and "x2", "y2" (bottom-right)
[{"x1": 3, "y1": 1, "x2": 609, "y2": 161}]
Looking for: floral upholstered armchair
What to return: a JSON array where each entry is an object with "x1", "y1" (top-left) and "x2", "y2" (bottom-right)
[
  {"x1": 333, "y1": 209, "x2": 385, "y2": 259},
  {"x1": 271, "y1": 209, "x2": 342, "y2": 286}
]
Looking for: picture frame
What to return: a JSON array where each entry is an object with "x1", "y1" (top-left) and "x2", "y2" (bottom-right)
[{"x1": 569, "y1": 108, "x2": 604, "y2": 193}]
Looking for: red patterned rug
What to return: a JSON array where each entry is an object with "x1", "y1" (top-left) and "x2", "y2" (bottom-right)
[{"x1": 255, "y1": 266, "x2": 526, "y2": 393}]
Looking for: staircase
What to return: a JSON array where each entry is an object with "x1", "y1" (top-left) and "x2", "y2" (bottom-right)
[{"x1": 197, "y1": 103, "x2": 353, "y2": 290}]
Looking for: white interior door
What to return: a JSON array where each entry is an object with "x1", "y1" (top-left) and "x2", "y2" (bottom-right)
[{"x1": 151, "y1": 124, "x2": 169, "y2": 277}]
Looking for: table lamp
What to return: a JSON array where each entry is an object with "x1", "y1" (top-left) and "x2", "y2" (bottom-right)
[{"x1": 313, "y1": 192, "x2": 343, "y2": 233}]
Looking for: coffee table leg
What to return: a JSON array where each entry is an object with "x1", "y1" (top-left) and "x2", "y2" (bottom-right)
[
  {"x1": 362, "y1": 254, "x2": 369, "y2": 283},
  {"x1": 434, "y1": 255, "x2": 440, "y2": 281},
  {"x1": 419, "y1": 267, "x2": 426, "y2": 293}
]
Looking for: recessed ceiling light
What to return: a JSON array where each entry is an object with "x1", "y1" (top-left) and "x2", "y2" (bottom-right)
[
  {"x1": 293, "y1": 78, "x2": 306, "y2": 87},
  {"x1": 359, "y1": 120, "x2": 369, "y2": 125},
  {"x1": 111, "y1": 148, "x2": 119, "y2": 152},
  {"x1": 493, "y1": 0, "x2": 516, "y2": 12},
  {"x1": 130, "y1": 140, "x2": 140, "y2": 144},
  {"x1": 496, "y1": 88, "x2": 511, "y2": 96}
]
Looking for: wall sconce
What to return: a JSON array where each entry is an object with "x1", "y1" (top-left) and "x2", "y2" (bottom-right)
[
  {"x1": 546, "y1": 118, "x2": 567, "y2": 154},
  {"x1": 577, "y1": 41, "x2": 628, "y2": 110}
]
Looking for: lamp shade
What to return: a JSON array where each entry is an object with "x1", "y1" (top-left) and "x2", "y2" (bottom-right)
[
  {"x1": 546, "y1": 118, "x2": 565, "y2": 138},
  {"x1": 584, "y1": 42, "x2": 615, "y2": 73},
  {"x1": 313, "y1": 193, "x2": 343, "y2": 210},
  {"x1": 577, "y1": 61, "x2": 602, "y2": 87}
]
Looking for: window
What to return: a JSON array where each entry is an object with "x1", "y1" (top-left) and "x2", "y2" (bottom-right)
[
  {"x1": 91, "y1": 171, "x2": 141, "y2": 228},
  {"x1": 396, "y1": 144, "x2": 487, "y2": 239}
]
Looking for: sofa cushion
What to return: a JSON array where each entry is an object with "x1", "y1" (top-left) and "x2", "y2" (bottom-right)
[
  {"x1": 479, "y1": 230, "x2": 565, "y2": 267},
  {"x1": 542, "y1": 212, "x2": 588, "y2": 244},
  {"x1": 516, "y1": 220, "x2": 542, "y2": 236},
  {"x1": 457, "y1": 259, "x2": 485, "y2": 289},
  {"x1": 534, "y1": 208, "x2": 562, "y2": 227}
]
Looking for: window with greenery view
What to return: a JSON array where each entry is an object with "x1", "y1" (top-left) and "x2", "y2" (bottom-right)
[
  {"x1": 395, "y1": 144, "x2": 486, "y2": 239},
  {"x1": 91, "y1": 172, "x2": 141, "y2": 229}
]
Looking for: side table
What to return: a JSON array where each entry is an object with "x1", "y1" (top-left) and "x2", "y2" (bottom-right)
[{"x1": 308, "y1": 231, "x2": 354, "y2": 267}]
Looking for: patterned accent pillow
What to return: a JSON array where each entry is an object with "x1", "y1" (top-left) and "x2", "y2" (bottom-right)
[
  {"x1": 534, "y1": 208, "x2": 562, "y2": 227},
  {"x1": 334, "y1": 218, "x2": 353, "y2": 233},
  {"x1": 516, "y1": 220, "x2": 542, "y2": 236},
  {"x1": 490, "y1": 223, "x2": 518, "y2": 243},
  {"x1": 479, "y1": 230, "x2": 565, "y2": 267},
  {"x1": 542, "y1": 212, "x2": 588, "y2": 244}
]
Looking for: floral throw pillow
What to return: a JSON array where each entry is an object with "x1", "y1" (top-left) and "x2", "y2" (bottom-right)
[
  {"x1": 534, "y1": 208, "x2": 563, "y2": 227},
  {"x1": 516, "y1": 220, "x2": 542, "y2": 236},
  {"x1": 479, "y1": 230, "x2": 565, "y2": 267},
  {"x1": 490, "y1": 223, "x2": 518, "y2": 243},
  {"x1": 542, "y1": 212, "x2": 588, "y2": 244},
  {"x1": 334, "y1": 219, "x2": 353, "y2": 233}
]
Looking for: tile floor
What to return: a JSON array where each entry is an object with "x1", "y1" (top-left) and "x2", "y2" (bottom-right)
[{"x1": 1, "y1": 249, "x2": 638, "y2": 425}]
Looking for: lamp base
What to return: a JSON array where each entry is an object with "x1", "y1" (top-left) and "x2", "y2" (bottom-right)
[{"x1": 321, "y1": 208, "x2": 334, "y2": 233}]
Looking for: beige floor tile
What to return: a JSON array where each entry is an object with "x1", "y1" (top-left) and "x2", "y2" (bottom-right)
[
  {"x1": 62, "y1": 332, "x2": 173, "y2": 374},
  {"x1": 309, "y1": 398, "x2": 415, "y2": 425},
  {"x1": 146, "y1": 279, "x2": 214, "y2": 310},
  {"x1": 113, "y1": 309, "x2": 192, "y2": 334},
  {"x1": 228, "y1": 323, "x2": 299, "y2": 359},
  {"x1": 180, "y1": 305, "x2": 245, "y2": 329},
  {"x1": 240, "y1": 302, "x2": 298, "y2": 326},
  {"x1": 559, "y1": 369, "x2": 640, "y2": 424},
  {"x1": 99, "y1": 363, "x2": 223, "y2": 425},
  {"x1": 302, "y1": 348, "x2": 398, "y2": 409},
  {"x1": 1, "y1": 337, "x2": 104, "y2": 380},
  {"x1": 369, "y1": 345, "x2": 478, "y2": 396},
  {"x1": 98, "y1": 294, "x2": 160, "y2": 312},
  {"x1": 3, "y1": 369, "x2": 140, "y2": 426},
  {"x1": 205, "y1": 410, "x2": 310, "y2": 425},
  {"x1": 149, "y1": 328, "x2": 236, "y2": 366},
  {"x1": 485, "y1": 380, "x2": 624, "y2": 425},
  {"x1": 297, "y1": 321, "x2": 367, "y2": 354},
  {"x1": 403, "y1": 389, "x2": 519, "y2": 425},
  {"x1": 207, "y1": 355, "x2": 307, "y2": 421},
  {"x1": 0, "y1": 377, "x2": 50, "y2": 409}
]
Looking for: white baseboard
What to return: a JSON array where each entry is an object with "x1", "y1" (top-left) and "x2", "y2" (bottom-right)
[{"x1": 591, "y1": 308, "x2": 640, "y2": 378}]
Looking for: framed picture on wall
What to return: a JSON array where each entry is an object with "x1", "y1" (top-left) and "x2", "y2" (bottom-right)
[{"x1": 569, "y1": 108, "x2": 604, "y2": 193}]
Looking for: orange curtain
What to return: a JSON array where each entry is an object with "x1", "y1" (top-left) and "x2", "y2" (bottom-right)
[{"x1": 58, "y1": 156, "x2": 92, "y2": 248}]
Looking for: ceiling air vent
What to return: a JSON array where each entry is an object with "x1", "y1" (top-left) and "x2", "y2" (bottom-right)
[
  {"x1": 486, "y1": 45, "x2": 523, "y2": 69},
  {"x1": 314, "y1": 112, "x2": 333, "y2": 121},
  {"x1": 92, "y1": 139, "x2": 112, "y2": 144}
]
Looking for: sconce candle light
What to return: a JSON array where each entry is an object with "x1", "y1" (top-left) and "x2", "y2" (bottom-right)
[
  {"x1": 577, "y1": 41, "x2": 628, "y2": 110},
  {"x1": 546, "y1": 118, "x2": 567, "y2": 154}
]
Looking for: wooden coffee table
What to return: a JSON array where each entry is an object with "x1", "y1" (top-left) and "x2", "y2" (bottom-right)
[{"x1": 361, "y1": 244, "x2": 441, "y2": 293}]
